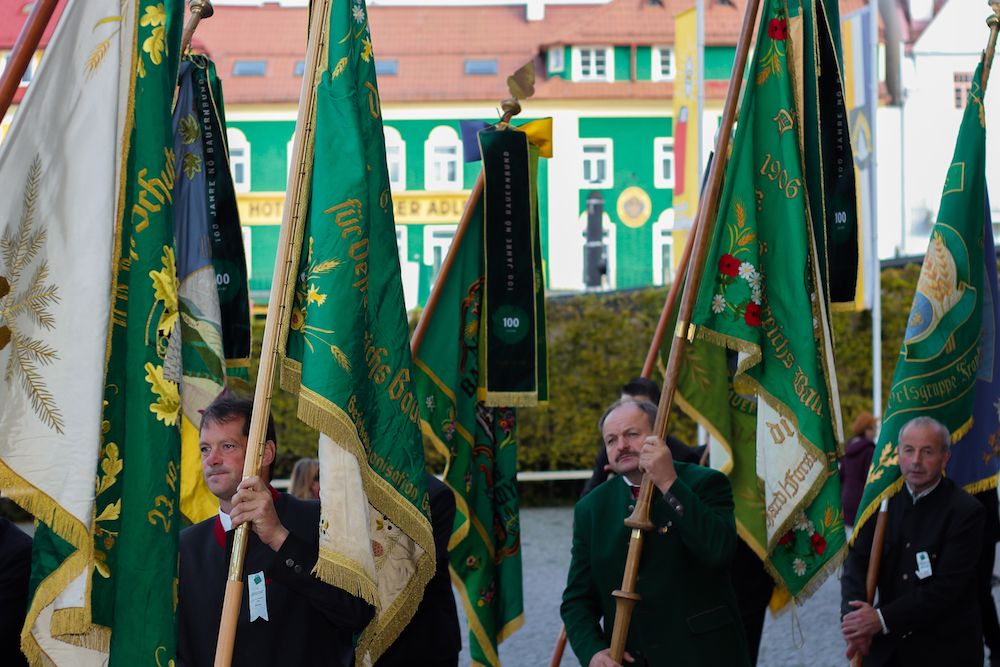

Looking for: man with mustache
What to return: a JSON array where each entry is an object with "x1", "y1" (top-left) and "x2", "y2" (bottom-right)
[
  {"x1": 841, "y1": 416, "x2": 986, "y2": 666},
  {"x1": 561, "y1": 399, "x2": 750, "y2": 667},
  {"x1": 176, "y1": 396, "x2": 374, "y2": 667}
]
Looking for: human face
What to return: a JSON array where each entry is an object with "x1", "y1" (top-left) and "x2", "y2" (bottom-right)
[
  {"x1": 898, "y1": 424, "x2": 950, "y2": 495},
  {"x1": 200, "y1": 417, "x2": 250, "y2": 513},
  {"x1": 602, "y1": 403, "x2": 654, "y2": 484}
]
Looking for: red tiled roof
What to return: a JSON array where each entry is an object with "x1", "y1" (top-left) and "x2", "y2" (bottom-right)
[{"x1": 0, "y1": 0, "x2": 67, "y2": 47}]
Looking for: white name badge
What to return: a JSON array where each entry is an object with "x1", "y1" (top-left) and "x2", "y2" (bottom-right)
[
  {"x1": 248, "y1": 571, "x2": 269, "y2": 622},
  {"x1": 915, "y1": 551, "x2": 933, "y2": 580}
]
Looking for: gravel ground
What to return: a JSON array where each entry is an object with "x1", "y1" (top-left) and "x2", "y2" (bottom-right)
[{"x1": 456, "y1": 506, "x2": 1000, "y2": 667}]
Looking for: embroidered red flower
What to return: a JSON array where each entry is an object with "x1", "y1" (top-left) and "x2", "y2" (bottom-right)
[
  {"x1": 744, "y1": 302, "x2": 761, "y2": 327},
  {"x1": 777, "y1": 530, "x2": 793, "y2": 546},
  {"x1": 768, "y1": 18, "x2": 787, "y2": 40},
  {"x1": 811, "y1": 532, "x2": 827, "y2": 555},
  {"x1": 718, "y1": 254, "x2": 740, "y2": 277}
]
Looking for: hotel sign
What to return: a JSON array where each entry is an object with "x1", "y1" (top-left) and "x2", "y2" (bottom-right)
[{"x1": 237, "y1": 191, "x2": 470, "y2": 226}]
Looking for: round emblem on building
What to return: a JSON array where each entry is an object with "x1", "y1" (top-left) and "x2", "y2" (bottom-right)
[{"x1": 617, "y1": 187, "x2": 652, "y2": 228}]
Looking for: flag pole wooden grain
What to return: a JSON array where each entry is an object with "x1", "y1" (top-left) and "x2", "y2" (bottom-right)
[
  {"x1": 409, "y1": 98, "x2": 521, "y2": 357},
  {"x1": 213, "y1": 0, "x2": 330, "y2": 664},
  {"x1": 0, "y1": 0, "x2": 59, "y2": 120},
  {"x1": 608, "y1": 0, "x2": 764, "y2": 659}
]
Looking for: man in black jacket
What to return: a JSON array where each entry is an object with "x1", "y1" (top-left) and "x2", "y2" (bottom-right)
[
  {"x1": 841, "y1": 416, "x2": 986, "y2": 666},
  {"x1": 177, "y1": 396, "x2": 374, "y2": 667}
]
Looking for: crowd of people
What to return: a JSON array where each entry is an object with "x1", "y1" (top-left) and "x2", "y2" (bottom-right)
[{"x1": 3, "y1": 385, "x2": 1000, "y2": 666}]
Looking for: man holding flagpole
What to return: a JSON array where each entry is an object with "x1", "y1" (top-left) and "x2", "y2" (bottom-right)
[
  {"x1": 176, "y1": 396, "x2": 373, "y2": 667},
  {"x1": 841, "y1": 416, "x2": 985, "y2": 666}
]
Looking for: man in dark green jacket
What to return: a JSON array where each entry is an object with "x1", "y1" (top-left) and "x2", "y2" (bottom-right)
[{"x1": 561, "y1": 400, "x2": 751, "y2": 667}]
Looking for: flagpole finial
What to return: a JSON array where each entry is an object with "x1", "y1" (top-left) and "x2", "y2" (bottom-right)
[
  {"x1": 181, "y1": 0, "x2": 215, "y2": 59},
  {"x1": 500, "y1": 97, "x2": 522, "y2": 125}
]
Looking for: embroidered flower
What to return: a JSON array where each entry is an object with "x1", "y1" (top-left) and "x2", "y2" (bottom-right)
[
  {"x1": 768, "y1": 17, "x2": 787, "y2": 41},
  {"x1": 371, "y1": 540, "x2": 384, "y2": 558},
  {"x1": 746, "y1": 271, "x2": 763, "y2": 289},
  {"x1": 718, "y1": 254, "x2": 740, "y2": 278},
  {"x1": 811, "y1": 533, "x2": 827, "y2": 555},
  {"x1": 352, "y1": 2, "x2": 365, "y2": 23},
  {"x1": 425, "y1": 396, "x2": 435, "y2": 410},
  {"x1": 792, "y1": 558, "x2": 807, "y2": 576},
  {"x1": 777, "y1": 530, "x2": 794, "y2": 546},
  {"x1": 744, "y1": 303, "x2": 761, "y2": 327},
  {"x1": 751, "y1": 285, "x2": 762, "y2": 305},
  {"x1": 738, "y1": 262, "x2": 756, "y2": 280},
  {"x1": 795, "y1": 515, "x2": 811, "y2": 531},
  {"x1": 290, "y1": 307, "x2": 305, "y2": 331},
  {"x1": 466, "y1": 556, "x2": 482, "y2": 571},
  {"x1": 711, "y1": 294, "x2": 726, "y2": 314}
]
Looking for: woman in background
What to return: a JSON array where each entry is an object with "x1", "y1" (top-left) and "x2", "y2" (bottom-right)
[{"x1": 289, "y1": 458, "x2": 320, "y2": 500}]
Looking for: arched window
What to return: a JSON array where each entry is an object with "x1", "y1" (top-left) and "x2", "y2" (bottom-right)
[
  {"x1": 577, "y1": 211, "x2": 616, "y2": 290},
  {"x1": 384, "y1": 126, "x2": 406, "y2": 190},
  {"x1": 424, "y1": 126, "x2": 462, "y2": 191},
  {"x1": 423, "y1": 224, "x2": 458, "y2": 285},
  {"x1": 227, "y1": 128, "x2": 251, "y2": 193}
]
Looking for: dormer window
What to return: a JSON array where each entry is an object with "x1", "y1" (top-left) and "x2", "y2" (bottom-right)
[
  {"x1": 573, "y1": 47, "x2": 613, "y2": 82},
  {"x1": 652, "y1": 46, "x2": 675, "y2": 81}
]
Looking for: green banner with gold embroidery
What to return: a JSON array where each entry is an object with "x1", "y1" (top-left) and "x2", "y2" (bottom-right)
[
  {"x1": 689, "y1": 0, "x2": 845, "y2": 602},
  {"x1": 854, "y1": 63, "x2": 987, "y2": 536},
  {"x1": 278, "y1": 0, "x2": 434, "y2": 663},
  {"x1": 87, "y1": 1, "x2": 184, "y2": 664}
]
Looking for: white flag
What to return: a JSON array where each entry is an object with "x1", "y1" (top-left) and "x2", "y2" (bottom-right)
[{"x1": 0, "y1": 0, "x2": 135, "y2": 662}]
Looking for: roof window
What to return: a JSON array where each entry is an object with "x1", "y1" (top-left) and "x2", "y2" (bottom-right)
[
  {"x1": 464, "y1": 59, "x2": 498, "y2": 76},
  {"x1": 376, "y1": 59, "x2": 399, "y2": 76},
  {"x1": 232, "y1": 60, "x2": 267, "y2": 77},
  {"x1": 294, "y1": 60, "x2": 305, "y2": 76}
]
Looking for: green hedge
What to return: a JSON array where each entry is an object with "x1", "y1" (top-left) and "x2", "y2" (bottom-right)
[{"x1": 249, "y1": 266, "x2": 926, "y2": 477}]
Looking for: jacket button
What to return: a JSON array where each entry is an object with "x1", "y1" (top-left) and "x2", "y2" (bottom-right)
[
  {"x1": 286, "y1": 558, "x2": 295, "y2": 568},
  {"x1": 902, "y1": 573, "x2": 908, "y2": 580},
  {"x1": 294, "y1": 565, "x2": 303, "y2": 574},
  {"x1": 905, "y1": 543, "x2": 910, "y2": 548},
  {"x1": 628, "y1": 505, "x2": 635, "y2": 512}
]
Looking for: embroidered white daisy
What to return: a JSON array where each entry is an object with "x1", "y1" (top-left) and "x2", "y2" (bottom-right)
[
  {"x1": 746, "y1": 271, "x2": 762, "y2": 289},
  {"x1": 352, "y1": 3, "x2": 365, "y2": 23},
  {"x1": 794, "y1": 514, "x2": 811, "y2": 532},
  {"x1": 738, "y1": 262, "x2": 756, "y2": 280},
  {"x1": 792, "y1": 558, "x2": 807, "y2": 576},
  {"x1": 751, "y1": 285, "x2": 762, "y2": 305},
  {"x1": 425, "y1": 396, "x2": 435, "y2": 410},
  {"x1": 711, "y1": 294, "x2": 726, "y2": 314}
]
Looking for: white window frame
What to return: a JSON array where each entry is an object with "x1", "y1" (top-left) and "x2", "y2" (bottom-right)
[
  {"x1": 581, "y1": 139, "x2": 613, "y2": 188},
  {"x1": 227, "y1": 128, "x2": 251, "y2": 193},
  {"x1": 652, "y1": 46, "x2": 676, "y2": 82},
  {"x1": 653, "y1": 137, "x2": 675, "y2": 189},
  {"x1": 241, "y1": 226, "x2": 253, "y2": 279},
  {"x1": 384, "y1": 126, "x2": 406, "y2": 191},
  {"x1": 0, "y1": 50, "x2": 40, "y2": 87},
  {"x1": 652, "y1": 210, "x2": 674, "y2": 286},
  {"x1": 577, "y1": 211, "x2": 616, "y2": 289},
  {"x1": 548, "y1": 47, "x2": 565, "y2": 74},
  {"x1": 573, "y1": 46, "x2": 613, "y2": 82},
  {"x1": 395, "y1": 225, "x2": 419, "y2": 311},
  {"x1": 424, "y1": 126, "x2": 462, "y2": 191},
  {"x1": 423, "y1": 225, "x2": 458, "y2": 286}
]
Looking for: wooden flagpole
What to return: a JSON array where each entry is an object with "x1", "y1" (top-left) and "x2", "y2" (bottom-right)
[
  {"x1": 607, "y1": 0, "x2": 764, "y2": 659},
  {"x1": 640, "y1": 223, "x2": 695, "y2": 379},
  {"x1": 409, "y1": 97, "x2": 521, "y2": 357},
  {"x1": 849, "y1": 498, "x2": 889, "y2": 667},
  {"x1": 0, "y1": 0, "x2": 59, "y2": 120},
  {"x1": 213, "y1": 0, "x2": 331, "y2": 664},
  {"x1": 849, "y1": 11, "x2": 1000, "y2": 666}
]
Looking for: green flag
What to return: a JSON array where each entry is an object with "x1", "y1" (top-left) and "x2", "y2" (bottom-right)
[
  {"x1": 87, "y1": 1, "x2": 185, "y2": 664},
  {"x1": 278, "y1": 0, "x2": 434, "y2": 662},
  {"x1": 854, "y1": 63, "x2": 987, "y2": 535},
  {"x1": 689, "y1": 0, "x2": 845, "y2": 601},
  {"x1": 415, "y1": 123, "x2": 549, "y2": 667}
]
